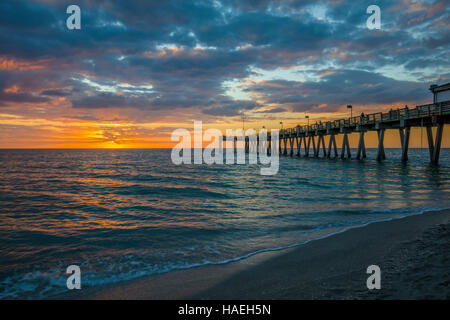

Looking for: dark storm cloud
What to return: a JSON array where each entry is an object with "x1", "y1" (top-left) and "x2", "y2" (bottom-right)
[
  {"x1": 0, "y1": 70, "x2": 51, "y2": 106},
  {"x1": 202, "y1": 99, "x2": 261, "y2": 116},
  {"x1": 0, "y1": 91, "x2": 49, "y2": 107},
  {"x1": 71, "y1": 93, "x2": 153, "y2": 109},
  {"x1": 247, "y1": 69, "x2": 430, "y2": 112},
  {"x1": 0, "y1": 0, "x2": 448, "y2": 113},
  {"x1": 41, "y1": 89, "x2": 71, "y2": 97}
]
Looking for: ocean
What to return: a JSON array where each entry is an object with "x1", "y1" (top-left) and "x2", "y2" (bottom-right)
[{"x1": 0, "y1": 148, "x2": 449, "y2": 299}]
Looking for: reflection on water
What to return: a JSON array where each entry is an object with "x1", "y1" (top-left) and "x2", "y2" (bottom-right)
[{"x1": 0, "y1": 148, "x2": 449, "y2": 298}]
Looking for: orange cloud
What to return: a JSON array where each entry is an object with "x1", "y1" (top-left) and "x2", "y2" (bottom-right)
[
  {"x1": 4, "y1": 85, "x2": 20, "y2": 93},
  {"x1": 0, "y1": 57, "x2": 47, "y2": 71},
  {"x1": 427, "y1": 1, "x2": 446, "y2": 18}
]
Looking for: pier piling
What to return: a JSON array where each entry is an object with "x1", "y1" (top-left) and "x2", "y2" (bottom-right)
[
  {"x1": 356, "y1": 131, "x2": 367, "y2": 160},
  {"x1": 239, "y1": 99, "x2": 449, "y2": 164},
  {"x1": 376, "y1": 129, "x2": 386, "y2": 161},
  {"x1": 399, "y1": 127, "x2": 410, "y2": 162},
  {"x1": 341, "y1": 133, "x2": 351, "y2": 159},
  {"x1": 327, "y1": 134, "x2": 338, "y2": 158},
  {"x1": 432, "y1": 123, "x2": 444, "y2": 164}
]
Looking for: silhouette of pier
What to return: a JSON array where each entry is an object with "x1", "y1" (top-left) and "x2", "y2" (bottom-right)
[
  {"x1": 240, "y1": 99, "x2": 449, "y2": 165},
  {"x1": 277, "y1": 101, "x2": 449, "y2": 164}
]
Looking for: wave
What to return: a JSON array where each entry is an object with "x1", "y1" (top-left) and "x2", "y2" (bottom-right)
[
  {"x1": 112, "y1": 184, "x2": 229, "y2": 199},
  {"x1": 2, "y1": 206, "x2": 448, "y2": 300},
  {"x1": 1, "y1": 149, "x2": 449, "y2": 299}
]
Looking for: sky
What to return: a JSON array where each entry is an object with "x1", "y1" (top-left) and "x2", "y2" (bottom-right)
[{"x1": 0, "y1": 0, "x2": 449, "y2": 148}]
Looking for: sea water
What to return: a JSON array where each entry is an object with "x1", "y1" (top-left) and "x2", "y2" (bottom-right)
[{"x1": 0, "y1": 148, "x2": 449, "y2": 299}]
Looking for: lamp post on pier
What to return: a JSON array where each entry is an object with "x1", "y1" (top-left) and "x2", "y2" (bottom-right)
[{"x1": 347, "y1": 105, "x2": 353, "y2": 118}]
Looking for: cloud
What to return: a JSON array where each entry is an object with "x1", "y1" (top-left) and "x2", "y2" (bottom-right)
[
  {"x1": 40, "y1": 89, "x2": 71, "y2": 97},
  {"x1": 255, "y1": 107, "x2": 287, "y2": 113},
  {"x1": 202, "y1": 99, "x2": 261, "y2": 116},
  {"x1": 71, "y1": 92, "x2": 154, "y2": 109},
  {"x1": 0, "y1": 0, "x2": 448, "y2": 117},
  {"x1": 0, "y1": 91, "x2": 49, "y2": 106},
  {"x1": 244, "y1": 69, "x2": 432, "y2": 112}
]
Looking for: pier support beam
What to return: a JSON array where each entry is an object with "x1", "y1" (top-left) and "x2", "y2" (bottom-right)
[
  {"x1": 296, "y1": 136, "x2": 302, "y2": 156},
  {"x1": 256, "y1": 137, "x2": 259, "y2": 155},
  {"x1": 279, "y1": 137, "x2": 282, "y2": 154},
  {"x1": 318, "y1": 135, "x2": 327, "y2": 157},
  {"x1": 340, "y1": 133, "x2": 351, "y2": 159},
  {"x1": 314, "y1": 135, "x2": 321, "y2": 157},
  {"x1": 305, "y1": 136, "x2": 311, "y2": 157},
  {"x1": 426, "y1": 126, "x2": 434, "y2": 161},
  {"x1": 304, "y1": 136, "x2": 309, "y2": 156},
  {"x1": 376, "y1": 129, "x2": 386, "y2": 161},
  {"x1": 283, "y1": 137, "x2": 287, "y2": 155},
  {"x1": 356, "y1": 131, "x2": 367, "y2": 160},
  {"x1": 432, "y1": 123, "x2": 444, "y2": 164},
  {"x1": 424, "y1": 124, "x2": 444, "y2": 164},
  {"x1": 327, "y1": 134, "x2": 338, "y2": 158},
  {"x1": 399, "y1": 127, "x2": 410, "y2": 162},
  {"x1": 261, "y1": 138, "x2": 268, "y2": 156},
  {"x1": 306, "y1": 136, "x2": 316, "y2": 157},
  {"x1": 289, "y1": 136, "x2": 294, "y2": 156}
]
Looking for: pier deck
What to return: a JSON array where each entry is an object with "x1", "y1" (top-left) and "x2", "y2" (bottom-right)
[{"x1": 243, "y1": 100, "x2": 450, "y2": 164}]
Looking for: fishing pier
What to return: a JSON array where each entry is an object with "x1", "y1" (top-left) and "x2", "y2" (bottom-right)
[{"x1": 243, "y1": 84, "x2": 450, "y2": 164}]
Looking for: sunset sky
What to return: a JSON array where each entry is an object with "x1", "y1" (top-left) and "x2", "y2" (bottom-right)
[{"x1": 0, "y1": 0, "x2": 449, "y2": 148}]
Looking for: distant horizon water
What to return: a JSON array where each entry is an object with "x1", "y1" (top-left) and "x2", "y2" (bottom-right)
[{"x1": 1, "y1": 148, "x2": 449, "y2": 299}]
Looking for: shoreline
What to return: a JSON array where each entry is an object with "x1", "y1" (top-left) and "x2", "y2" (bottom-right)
[{"x1": 54, "y1": 208, "x2": 450, "y2": 299}]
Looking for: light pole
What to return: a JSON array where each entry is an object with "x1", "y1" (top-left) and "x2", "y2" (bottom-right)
[
  {"x1": 305, "y1": 115, "x2": 309, "y2": 127},
  {"x1": 347, "y1": 105, "x2": 353, "y2": 118}
]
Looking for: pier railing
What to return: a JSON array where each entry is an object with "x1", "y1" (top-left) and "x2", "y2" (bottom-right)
[
  {"x1": 250, "y1": 100, "x2": 449, "y2": 164},
  {"x1": 280, "y1": 101, "x2": 450, "y2": 136}
]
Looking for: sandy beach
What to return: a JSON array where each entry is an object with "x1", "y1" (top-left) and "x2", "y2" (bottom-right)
[{"x1": 55, "y1": 209, "x2": 450, "y2": 300}]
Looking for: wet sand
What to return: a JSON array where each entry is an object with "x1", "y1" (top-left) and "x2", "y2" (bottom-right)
[{"x1": 55, "y1": 209, "x2": 450, "y2": 300}]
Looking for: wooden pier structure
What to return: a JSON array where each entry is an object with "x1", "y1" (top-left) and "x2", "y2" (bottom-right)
[{"x1": 243, "y1": 99, "x2": 450, "y2": 165}]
